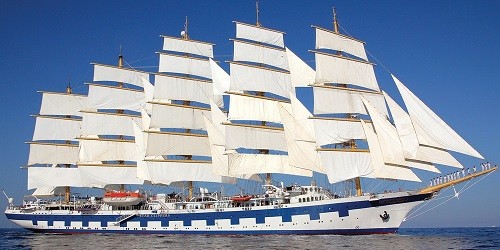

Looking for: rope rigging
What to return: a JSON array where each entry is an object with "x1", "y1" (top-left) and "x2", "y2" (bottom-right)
[{"x1": 404, "y1": 170, "x2": 493, "y2": 221}]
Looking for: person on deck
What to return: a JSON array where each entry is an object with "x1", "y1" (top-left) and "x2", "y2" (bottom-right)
[{"x1": 473, "y1": 166, "x2": 477, "y2": 173}]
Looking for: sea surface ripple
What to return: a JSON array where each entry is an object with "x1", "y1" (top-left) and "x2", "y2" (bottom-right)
[{"x1": 0, "y1": 227, "x2": 498, "y2": 250}]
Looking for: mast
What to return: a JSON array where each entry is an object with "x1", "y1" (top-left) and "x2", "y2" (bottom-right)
[
  {"x1": 64, "y1": 76, "x2": 72, "y2": 203},
  {"x1": 255, "y1": 1, "x2": 271, "y2": 184},
  {"x1": 117, "y1": 45, "x2": 124, "y2": 87},
  {"x1": 256, "y1": 1, "x2": 261, "y2": 27},
  {"x1": 77, "y1": 51, "x2": 150, "y2": 188},
  {"x1": 333, "y1": 7, "x2": 339, "y2": 34},
  {"x1": 225, "y1": 18, "x2": 313, "y2": 180},
  {"x1": 27, "y1": 86, "x2": 87, "y2": 198},
  {"x1": 311, "y1": 9, "x2": 380, "y2": 188},
  {"x1": 182, "y1": 17, "x2": 194, "y2": 199},
  {"x1": 143, "y1": 19, "x2": 232, "y2": 198},
  {"x1": 117, "y1": 46, "x2": 125, "y2": 192},
  {"x1": 334, "y1": 7, "x2": 362, "y2": 196},
  {"x1": 182, "y1": 16, "x2": 189, "y2": 40}
]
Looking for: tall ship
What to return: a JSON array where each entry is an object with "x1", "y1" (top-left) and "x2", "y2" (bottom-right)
[{"x1": 4, "y1": 8, "x2": 496, "y2": 234}]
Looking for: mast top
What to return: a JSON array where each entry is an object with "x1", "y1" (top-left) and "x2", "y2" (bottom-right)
[
  {"x1": 333, "y1": 7, "x2": 339, "y2": 34},
  {"x1": 182, "y1": 16, "x2": 189, "y2": 40},
  {"x1": 117, "y1": 45, "x2": 124, "y2": 88},
  {"x1": 118, "y1": 45, "x2": 123, "y2": 68},
  {"x1": 256, "y1": 1, "x2": 261, "y2": 27},
  {"x1": 66, "y1": 75, "x2": 72, "y2": 94}
]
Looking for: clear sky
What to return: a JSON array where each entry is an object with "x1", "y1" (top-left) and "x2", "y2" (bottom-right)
[{"x1": 0, "y1": 0, "x2": 499, "y2": 228}]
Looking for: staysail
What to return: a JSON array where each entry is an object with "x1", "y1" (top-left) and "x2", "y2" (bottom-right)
[
  {"x1": 383, "y1": 91, "x2": 462, "y2": 169},
  {"x1": 392, "y1": 75, "x2": 483, "y2": 159}
]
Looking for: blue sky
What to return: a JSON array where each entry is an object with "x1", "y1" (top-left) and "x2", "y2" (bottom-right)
[{"x1": 0, "y1": 1, "x2": 499, "y2": 228}]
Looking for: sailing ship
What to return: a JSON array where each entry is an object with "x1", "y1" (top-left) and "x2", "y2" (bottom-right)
[{"x1": 4, "y1": 8, "x2": 496, "y2": 235}]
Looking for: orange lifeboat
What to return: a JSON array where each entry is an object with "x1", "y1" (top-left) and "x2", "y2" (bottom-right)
[
  {"x1": 230, "y1": 195, "x2": 253, "y2": 202},
  {"x1": 103, "y1": 190, "x2": 145, "y2": 206}
]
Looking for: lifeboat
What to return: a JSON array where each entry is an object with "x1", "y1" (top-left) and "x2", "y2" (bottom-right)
[
  {"x1": 230, "y1": 195, "x2": 252, "y2": 202},
  {"x1": 103, "y1": 190, "x2": 145, "y2": 206}
]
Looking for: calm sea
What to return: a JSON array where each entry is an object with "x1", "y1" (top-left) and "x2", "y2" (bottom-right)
[{"x1": 0, "y1": 227, "x2": 498, "y2": 249}]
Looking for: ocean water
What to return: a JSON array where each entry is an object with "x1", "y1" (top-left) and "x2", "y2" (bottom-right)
[{"x1": 0, "y1": 227, "x2": 498, "y2": 249}]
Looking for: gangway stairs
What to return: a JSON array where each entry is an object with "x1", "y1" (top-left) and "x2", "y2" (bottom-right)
[{"x1": 114, "y1": 211, "x2": 139, "y2": 226}]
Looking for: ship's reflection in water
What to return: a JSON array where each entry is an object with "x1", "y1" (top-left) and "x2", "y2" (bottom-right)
[{"x1": 1, "y1": 228, "x2": 499, "y2": 249}]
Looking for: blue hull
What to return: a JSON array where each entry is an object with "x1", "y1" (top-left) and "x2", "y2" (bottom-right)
[{"x1": 6, "y1": 192, "x2": 431, "y2": 235}]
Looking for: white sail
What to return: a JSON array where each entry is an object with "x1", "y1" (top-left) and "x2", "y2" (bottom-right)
[
  {"x1": 78, "y1": 165, "x2": 144, "y2": 186},
  {"x1": 414, "y1": 145, "x2": 463, "y2": 168},
  {"x1": 144, "y1": 160, "x2": 235, "y2": 185},
  {"x1": 278, "y1": 102, "x2": 323, "y2": 173},
  {"x1": 361, "y1": 95, "x2": 406, "y2": 165},
  {"x1": 384, "y1": 92, "x2": 462, "y2": 168},
  {"x1": 28, "y1": 167, "x2": 83, "y2": 189},
  {"x1": 31, "y1": 186, "x2": 66, "y2": 197},
  {"x1": 286, "y1": 47, "x2": 316, "y2": 87},
  {"x1": 145, "y1": 132, "x2": 210, "y2": 157},
  {"x1": 369, "y1": 164, "x2": 421, "y2": 182},
  {"x1": 93, "y1": 63, "x2": 150, "y2": 88},
  {"x1": 312, "y1": 118, "x2": 367, "y2": 146},
  {"x1": 81, "y1": 111, "x2": 138, "y2": 137},
  {"x1": 235, "y1": 22, "x2": 285, "y2": 48},
  {"x1": 224, "y1": 124, "x2": 287, "y2": 151},
  {"x1": 28, "y1": 143, "x2": 79, "y2": 165},
  {"x1": 204, "y1": 115, "x2": 229, "y2": 176},
  {"x1": 313, "y1": 86, "x2": 388, "y2": 117},
  {"x1": 229, "y1": 62, "x2": 293, "y2": 98},
  {"x1": 289, "y1": 94, "x2": 316, "y2": 142},
  {"x1": 361, "y1": 120, "x2": 421, "y2": 182},
  {"x1": 162, "y1": 36, "x2": 214, "y2": 58},
  {"x1": 32, "y1": 116, "x2": 81, "y2": 141},
  {"x1": 233, "y1": 40, "x2": 289, "y2": 70},
  {"x1": 405, "y1": 160, "x2": 440, "y2": 173},
  {"x1": 133, "y1": 119, "x2": 151, "y2": 181},
  {"x1": 158, "y1": 53, "x2": 211, "y2": 79},
  {"x1": 393, "y1": 75, "x2": 483, "y2": 159},
  {"x1": 204, "y1": 112, "x2": 261, "y2": 181},
  {"x1": 87, "y1": 84, "x2": 145, "y2": 112},
  {"x1": 315, "y1": 27, "x2": 368, "y2": 60},
  {"x1": 318, "y1": 149, "x2": 373, "y2": 184},
  {"x1": 39, "y1": 92, "x2": 87, "y2": 116},
  {"x1": 153, "y1": 74, "x2": 213, "y2": 104},
  {"x1": 383, "y1": 92, "x2": 420, "y2": 158},
  {"x1": 79, "y1": 139, "x2": 137, "y2": 162},
  {"x1": 207, "y1": 102, "x2": 227, "y2": 146},
  {"x1": 315, "y1": 52, "x2": 379, "y2": 91},
  {"x1": 228, "y1": 153, "x2": 312, "y2": 177},
  {"x1": 228, "y1": 93, "x2": 285, "y2": 123},
  {"x1": 149, "y1": 103, "x2": 210, "y2": 130},
  {"x1": 209, "y1": 58, "x2": 229, "y2": 107},
  {"x1": 143, "y1": 80, "x2": 155, "y2": 114}
]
